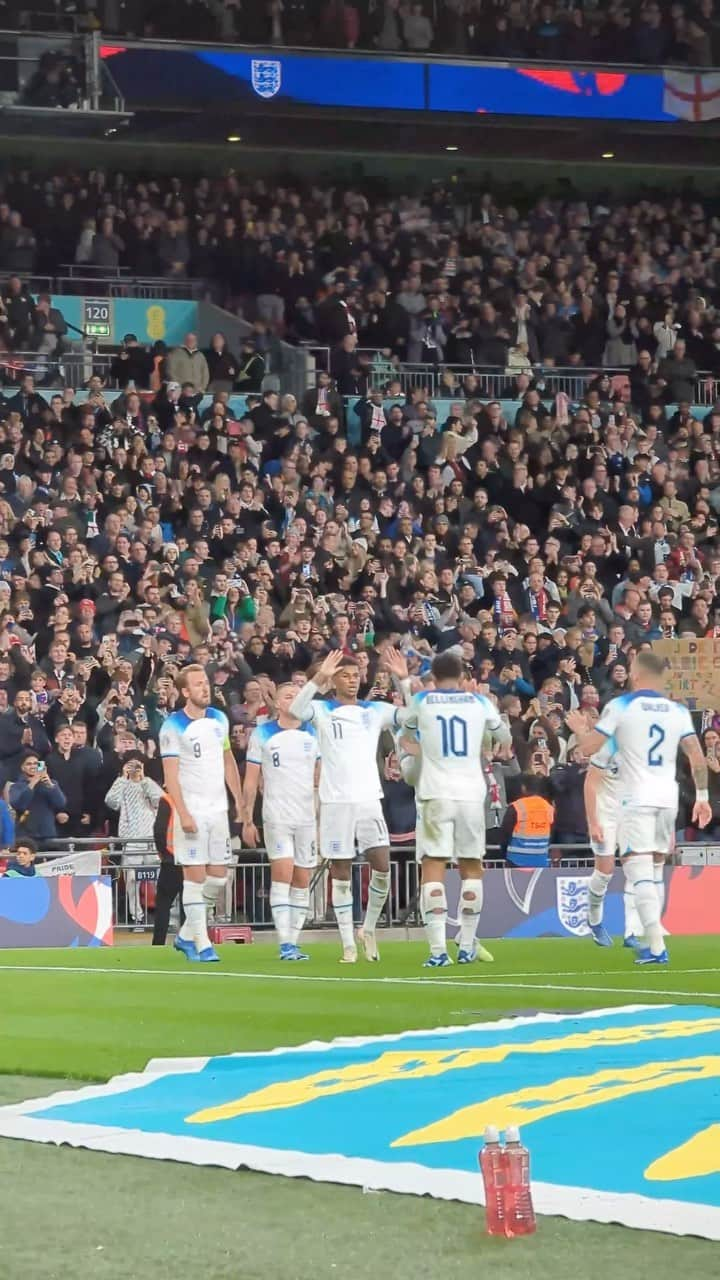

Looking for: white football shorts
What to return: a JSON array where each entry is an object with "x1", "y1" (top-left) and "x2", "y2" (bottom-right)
[
  {"x1": 263, "y1": 822, "x2": 317, "y2": 868},
  {"x1": 415, "y1": 798, "x2": 486, "y2": 864},
  {"x1": 617, "y1": 806, "x2": 675, "y2": 857},
  {"x1": 172, "y1": 812, "x2": 232, "y2": 866},
  {"x1": 319, "y1": 801, "x2": 389, "y2": 861},
  {"x1": 592, "y1": 797, "x2": 620, "y2": 861}
]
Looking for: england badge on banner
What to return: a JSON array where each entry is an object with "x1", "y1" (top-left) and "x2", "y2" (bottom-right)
[
  {"x1": 251, "y1": 60, "x2": 282, "y2": 99},
  {"x1": 556, "y1": 875, "x2": 590, "y2": 936}
]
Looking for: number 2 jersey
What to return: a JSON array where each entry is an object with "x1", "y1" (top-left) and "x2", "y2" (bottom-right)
[
  {"x1": 397, "y1": 690, "x2": 503, "y2": 802},
  {"x1": 246, "y1": 720, "x2": 319, "y2": 827},
  {"x1": 595, "y1": 689, "x2": 695, "y2": 811},
  {"x1": 158, "y1": 706, "x2": 230, "y2": 818}
]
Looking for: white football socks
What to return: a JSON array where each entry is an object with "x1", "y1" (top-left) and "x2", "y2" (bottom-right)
[
  {"x1": 270, "y1": 881, "x2": 292, "y2": 944},
  {"x1": 288, "y1": 884, "x2": 310, "y2": 945},
  {"x1": 179, "y1": 880, "x2": 210, "y2": 953},
  {"x1": 623, "y1": 888, "x2": 643, "y2": 939},
  {"x1": 421, "y1": 881, "x2": 448, "y2": 956},
  {"x1": 625, "y1": 856, "x2": 664, "y2": 955},
  {"x1": 332, "y1": 878, "x2": 355, "y2": 949},
  {"x1": 363, "y1": 869, "x2": 390, "y2": 933},
  {"x1": 587, "y1": 869, "x2": 612, "y2": 926},
  {"x1": 203, "y1": 874, "x2": 225, "y2": 924},
  {"x1": 654, "y1": 862, "x2": 666, "y2": 918},
  {"x1": 458, "y1": 878, "x2": 483, "y2": 952}
]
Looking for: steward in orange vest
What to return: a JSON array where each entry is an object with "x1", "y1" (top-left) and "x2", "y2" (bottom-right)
[{"x1": 499, "y1": 777, "x2": 555, "y2": 868}]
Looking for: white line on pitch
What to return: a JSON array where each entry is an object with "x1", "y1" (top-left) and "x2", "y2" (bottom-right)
[{"x1": 0, "y1": 964, "x2": 718, "y2": 1000}]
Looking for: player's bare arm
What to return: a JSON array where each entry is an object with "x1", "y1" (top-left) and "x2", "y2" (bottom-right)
[
  {"x1": 584, "y1": 764, "x2": 605, "y2": 847},
  {"x1": 223, "y1": 746, "x2": 244, "y2": 822},
  {"x1": 565, "y1": 709, "x2": 605, "y2": 758},
  {"x1": 383, "y1": 646, "x2": 412, "y2": 703},
  {"x1": 680, "y1": 734, "x2": 712, "y2": 829},
  {"x1": 289, "y1": 651, "x2": 345, "y2": 721},
  {"x1": 314, "y1": 649, "x2": 346, "y2": 690},
  {"x1": 241, "y1": 759, "x2": 261, "y2": 848},
  {"x1": 162, "y1": 755, "x2": 197, "y2": 834}
]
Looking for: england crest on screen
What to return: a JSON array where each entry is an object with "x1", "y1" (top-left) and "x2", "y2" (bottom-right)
[
  {"x1": 251, "y1": 60, "x2": 282, "y2": 99},
  {"x1": 556, "y1": 875, "x2": 590, "y2": 936}
]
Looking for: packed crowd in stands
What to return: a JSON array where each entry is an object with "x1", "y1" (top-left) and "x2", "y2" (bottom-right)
[
  {"x1": 0, "y1": 168, "x2": 715, "y2": 899},
  {"x1": 0, "y1": 298, "x2": 716, "y2": 886},
  {"x1": 1, "y1": 171, "x2": 720, "y2": 391},
  {"x1": 15, "y1": 0, "x2": 720, "y2": 67}
]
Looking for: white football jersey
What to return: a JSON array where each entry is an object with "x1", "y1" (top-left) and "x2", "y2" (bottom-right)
[
  {"x1": 398, "y1": 690, "x2": 503, "y2": 802},
  {"x1": 159, "y1": 706, "x2": 230, "y2": 817},
  {"x1": 595, "y1": 690, "x2": 695, "y2": 811},
  {"x1": 295, "y1": 698, "x2": 399, "y2": 804},
  {"x1": 247, "y1": 721, "x2": 318, "y2": 827}
]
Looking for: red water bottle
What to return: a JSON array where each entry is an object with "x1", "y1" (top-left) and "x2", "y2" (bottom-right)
[
  {"x1": 502, "y1": 1126, "x2": 536, "y2": 1237},
  {"x1": 479, "y1": 1125, "x2": 506, "y2": 1236}
]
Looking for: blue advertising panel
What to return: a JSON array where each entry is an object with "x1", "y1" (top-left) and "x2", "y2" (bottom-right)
[
  {"x1": 100, "y1": 43, "x2": 695, "y2": 123},
  {"x1": 100, "y1": 45, "x2": 425, "y2": 111},
  {"x1": 428, "y1": 63, "x2": 676, "y2": 121}
]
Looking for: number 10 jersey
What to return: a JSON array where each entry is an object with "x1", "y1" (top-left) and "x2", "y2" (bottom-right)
[{"x1": 397, "y1": 690, "x2": 503, "y2": 802}]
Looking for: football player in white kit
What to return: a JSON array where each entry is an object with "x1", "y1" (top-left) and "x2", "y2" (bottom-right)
[
  {"x1": 242, "y1": 684, "x2": 319, "y2": 961},
  {"x1": 582, "y1": 736, "x2": 643, "y2": 948},
  {"x1": 290, "y1": 649, "x2": 404, "y2": 963},
  {"x1": 572, "y1": 650, "x2": 710, "y2": 965},
  {"x1": 160, "y1": 665, "x2": 244, "y2": 963},
  {"x1": 394, "y1": 650, "x2": 513, "y2": 967}
]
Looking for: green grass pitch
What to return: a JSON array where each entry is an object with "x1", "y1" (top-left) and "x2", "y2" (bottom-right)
[{"x1": 1, "y1": 937, "x2": 718, "y2": 1280}]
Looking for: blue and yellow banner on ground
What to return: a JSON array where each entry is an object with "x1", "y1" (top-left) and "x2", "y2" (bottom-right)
[{"x1": 1, "y1": 1004, "x2": 718, "y2": 1238}]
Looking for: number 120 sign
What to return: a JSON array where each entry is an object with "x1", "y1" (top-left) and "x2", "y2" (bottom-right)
[{"x1": 83, "y1": 298, "x2": 113, "y2": 340}]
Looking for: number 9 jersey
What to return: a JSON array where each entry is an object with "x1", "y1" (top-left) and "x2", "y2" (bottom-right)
[
  {"x1": 594, "y1": 689, "x2": 695, "y2": 811},
  {"x1": 397, "y1": 690, "x2": 503, "y2": 801},
  {"x1": 159, "y1": 706, "x2": 230, "y2": 818}
]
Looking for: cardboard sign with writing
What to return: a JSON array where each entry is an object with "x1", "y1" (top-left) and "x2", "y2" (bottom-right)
[{"x1": 652, "y1": 638, "x2": 720, "y2": 710}]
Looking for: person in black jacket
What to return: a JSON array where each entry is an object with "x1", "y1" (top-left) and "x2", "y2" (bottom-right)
[
  {"x1": 0, "y1": 690, "x2": 50, "y2": 788},
  {"x1": 109, "y1": 335, "x2": 153, "y2": 389},
  {"x1": 549, "y1": 745, "x2": 590, "y2": 847},
  {"x1": 46, "y1": 724, "x2": 93, "y2": 838},
  {"x1": 204, "y1": 332, "x2": 239, "y2": 394},
  {"x1": 152, "y1": 791, "x2": 185, "y2": 945},
  {"x1": 9, "y1": 752, "x2": 66, "y2": 844}
]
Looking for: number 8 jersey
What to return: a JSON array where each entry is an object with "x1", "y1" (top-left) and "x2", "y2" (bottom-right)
[
  {"x1": 398, "y1": 690, "x2": 503, "y2": 801},
  {"x1": 595, "y1": 689, "x2": 695, "y2": 810}
]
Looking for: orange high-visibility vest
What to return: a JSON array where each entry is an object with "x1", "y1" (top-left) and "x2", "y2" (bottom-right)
[{"x1": 506, "y1": 794, "x2": 554, "y2": 867}]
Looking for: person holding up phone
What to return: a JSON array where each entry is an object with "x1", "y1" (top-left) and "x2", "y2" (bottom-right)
[
  {"x1": 105, "y1": 754, "x2": 163, "y2": 930},
  {"x1": 8, "y1": 751, "x2": 66, "y2": 843}
]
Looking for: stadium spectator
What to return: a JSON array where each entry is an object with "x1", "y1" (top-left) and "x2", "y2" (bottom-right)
[
  {"x1": 9, "y1": 754, "x2": 66, "y2": 844},
  {"x1": 0, "y1": 691, "x2": 50, "y2": 788},
  {"x1": 46, "y1": 724, "x2": 94, "y2": 837},
  {"x1": 204, "y1": 333, "x2": 239, "y2": 394},
  {"x1": 2, "y1": 837, "x2": 36, "y2": 876},
  {"x1": 105, "y1": 753, "x2": 163, "y2": 927},
  {"x1": 166, "y1": 333, "x2": 210, "y2": 393},
  {"x1": 26, "y1": 0, "x2": 716, "y2": 65}
]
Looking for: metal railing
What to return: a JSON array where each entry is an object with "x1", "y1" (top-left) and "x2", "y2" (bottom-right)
[
  {"x1": 352, "y1": 353, "x2": 720, "y2": 406},
  {"x1": 30, "y1": 838, "x2": 596, "y2": 932},
  {"x1": 55, "y1": 268, "x2": 207, "y2": 300},
  {"x1": 0, "y1": 346, "x2": 93, "y2": 387}
]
